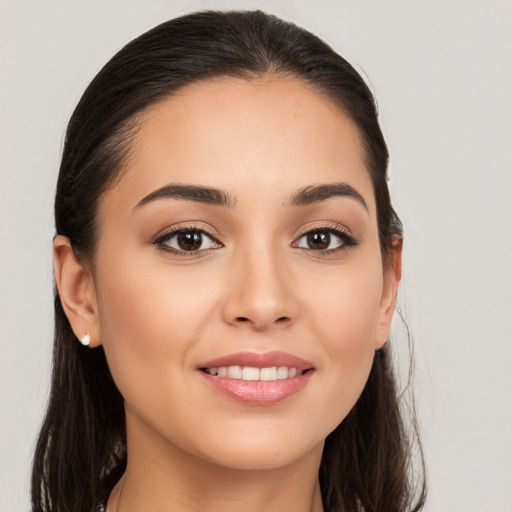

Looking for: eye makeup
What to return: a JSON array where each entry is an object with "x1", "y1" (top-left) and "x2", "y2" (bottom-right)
[
  {"x1": 153, "y1": 223, "x2": 222, "y2": 257},
  {"x1": 152, "y1": 222, "x2": 358, "y2": 258},
  {"x1": 292, "y1": 223, "x2": 358, "y2": 256}
]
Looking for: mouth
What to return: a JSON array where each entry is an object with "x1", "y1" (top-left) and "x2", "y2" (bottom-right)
[
  {"x1": 201, "y1": 366, "x2": 308, "y2": 380},
  {"x1": 197, "y1": 351, "x2": 315, "y2": 404}
]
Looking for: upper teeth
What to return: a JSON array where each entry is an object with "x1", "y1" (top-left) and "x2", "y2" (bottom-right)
[{"x1": 205, "y1": 366, "x2": 303, "y2": 380}]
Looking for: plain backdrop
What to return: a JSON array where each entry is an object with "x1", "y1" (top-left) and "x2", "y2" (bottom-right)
[{"x1": 1, "y1": 1, "x2": 511, "y2": 511}]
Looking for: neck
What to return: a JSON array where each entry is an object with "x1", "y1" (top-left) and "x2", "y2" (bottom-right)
[{"x1": 108, "y1": 412, "x2": 325, "y2": 512}]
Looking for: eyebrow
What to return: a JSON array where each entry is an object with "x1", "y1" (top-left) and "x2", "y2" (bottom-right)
[
  {"x1": 134, "y1": 184, "x2": 237, "y2": 210},
  {"x1": 286, "y1": 182, "x2": 368, "y2": 211},
  {"x1": 134, "y1": 181, "x2": 367, "y2": 212}
]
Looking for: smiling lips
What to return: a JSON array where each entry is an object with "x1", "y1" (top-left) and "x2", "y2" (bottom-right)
[
  {"x1": 204, "y1": 366, "x2": 303, "y2": 380},
  {"x1": 198, "y1": 351, "x2": 314, "y2": 404}
]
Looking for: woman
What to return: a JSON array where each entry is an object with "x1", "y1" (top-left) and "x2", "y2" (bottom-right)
[{"x1": 32, "y1": 10, "x2": 426, "y2": 512}]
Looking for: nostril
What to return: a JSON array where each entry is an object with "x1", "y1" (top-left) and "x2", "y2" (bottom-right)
[{"x1": 233, "y1": 316, "x2": 291, "y2": 326}]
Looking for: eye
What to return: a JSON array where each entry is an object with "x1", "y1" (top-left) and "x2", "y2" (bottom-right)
[
  {"x1": 154, "y1": 227, "x2": 222, "y2": 255},
  {"x1": 295, "y1": 227, "x2": 357, "y2": 252}
]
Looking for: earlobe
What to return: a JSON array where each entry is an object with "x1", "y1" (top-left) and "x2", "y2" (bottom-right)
[
  {"x1": 53, "y1": 235, "x2": 101, "y2": 347},
  {"x1": 374, "y1": 237, "x2": 402, "y2": 350}
]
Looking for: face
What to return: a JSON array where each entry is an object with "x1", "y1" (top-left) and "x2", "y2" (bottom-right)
[{"x1": 89, "y1": 77, "x2": 398, "y2": 470}]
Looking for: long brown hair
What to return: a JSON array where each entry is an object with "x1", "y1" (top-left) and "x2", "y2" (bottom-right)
[{"x1": 32, "y1": 10, "x2": 426, "y2": 511}]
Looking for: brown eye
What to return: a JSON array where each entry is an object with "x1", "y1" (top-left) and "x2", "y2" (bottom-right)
[
  {"x1": 305, "y1": 232, "x2": 331, "y2": 250},
  {"x1": 295, "y1": 227, "x2": 357, "y2": 253},
  {"x1": 177, "y1": 231, "x2": 203, "y2": 251},
  {"x1": 157, "y1": 228, "x2": 221, "y2": 254}
]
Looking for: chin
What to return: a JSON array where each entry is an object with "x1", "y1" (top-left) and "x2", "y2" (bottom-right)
[
  {"x1": 198, "y1": 437, "x2": 324, "y2": 471},
  {"x1": 178, "y1": 419, "x2": 327, "y2": 471}
]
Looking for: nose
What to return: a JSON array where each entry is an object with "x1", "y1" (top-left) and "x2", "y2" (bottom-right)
[{"x1": 221, "y1": 241, "x2": 297, "y2": 331}]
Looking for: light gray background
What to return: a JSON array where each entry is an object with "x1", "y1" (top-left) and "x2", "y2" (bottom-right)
[{"x1": 1, "y1": 1, "x2": 511, "y2": 511}]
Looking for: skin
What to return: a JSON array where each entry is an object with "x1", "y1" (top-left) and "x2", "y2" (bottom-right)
[{"x1": 54, "y1": 76, "x2": 400, "y2": 512}]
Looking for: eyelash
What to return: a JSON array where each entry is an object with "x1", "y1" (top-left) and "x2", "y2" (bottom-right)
[
  {"x1": 153, "y1": 224, "x2": 220, "y2": 257},
  {"x1": 294, "y1": 224, "x2": 358, "y2": 255},
  {"x1": 153, "y1": 223, "x2": 358, "y2": 257}
]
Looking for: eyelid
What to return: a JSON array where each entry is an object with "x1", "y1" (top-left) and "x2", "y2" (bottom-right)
[
  {"x1": 294, "y1": 222, "x2": 354, "y2": 239},
  {"x1": 153, "y1": 223, "x2": 223, "y2": 256},
  {"x1": 292, "y1": 223, "x2": 358, "y2": 254}
]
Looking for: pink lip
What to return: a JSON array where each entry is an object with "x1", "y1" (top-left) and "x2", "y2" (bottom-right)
[{"x1": 197, "y1": 351, "x2": 315, "y2": 405}]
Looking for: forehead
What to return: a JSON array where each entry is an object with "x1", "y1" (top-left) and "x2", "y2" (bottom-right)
[{"x1": 104, "y1": 76, "x2": 375, "y2": 214}]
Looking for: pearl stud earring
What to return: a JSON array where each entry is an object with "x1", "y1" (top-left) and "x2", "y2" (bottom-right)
[{"x1": 80, "y1": 332, "x2": 91, "y2": 346}]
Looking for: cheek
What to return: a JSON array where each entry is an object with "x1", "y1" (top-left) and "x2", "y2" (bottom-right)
[
  {"x1": 306, "y1": 255, "x2": 384, "y2": 419},
  {"x1": 310, "y1": 253, "x2": 384, "y2": 348},
  {"x1": 94, "y1": 250, "x2": 219, "y2": 410}
]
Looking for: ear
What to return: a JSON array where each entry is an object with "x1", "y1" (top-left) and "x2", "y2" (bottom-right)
[
  {"x1": 53, "y1": 235, "x2": 102, "y2": 347},
  {"x1": 374, "y1": 236, "x2": 402, "y2": 350}
]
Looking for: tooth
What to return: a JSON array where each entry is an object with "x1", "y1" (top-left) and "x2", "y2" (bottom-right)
[
  {"x1": 227, "y1": 366, "x2": 242, "y2": 379},
  {"x1": 211, "y1": 365, "x2": 303, "y2": 380},
  {"x1": 242, "y1": 367, "x2": 260, "y2": 381},
  {"x1": 277, "y1": 367, "x2": 289, "y2": 379},
  {"x1": 260, "y1": 367, "x2": 278, "y2": 381}
]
